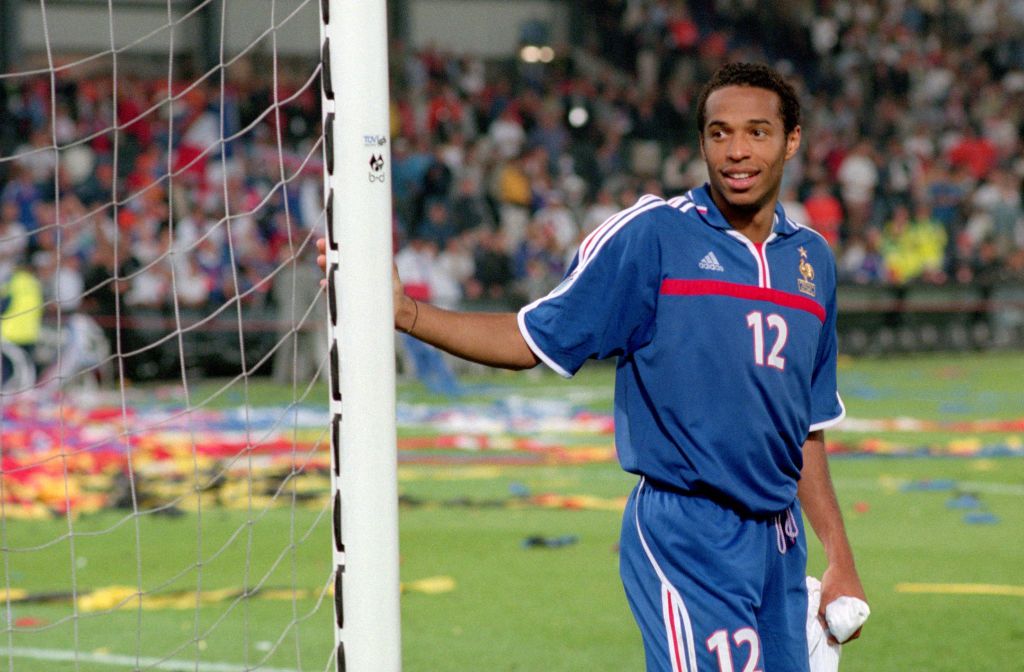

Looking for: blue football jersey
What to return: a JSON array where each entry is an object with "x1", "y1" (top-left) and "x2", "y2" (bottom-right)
[{"x1": 518, "y1": 185, "x2": 845, "y2": 515}]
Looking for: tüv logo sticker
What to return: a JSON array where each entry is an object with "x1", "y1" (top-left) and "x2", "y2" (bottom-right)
[{"x1": 363, "y1": 135, "x2": 388, "y2": 147}]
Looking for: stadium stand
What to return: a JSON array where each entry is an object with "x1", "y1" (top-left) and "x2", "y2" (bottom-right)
[{"x1": 2, "y1": 0, "x2": 1023, "y2": 375}]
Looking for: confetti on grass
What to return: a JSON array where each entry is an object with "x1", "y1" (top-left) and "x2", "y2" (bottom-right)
[{"x1": 1, "y1": 394, "x2": 1020, "y2": 518}]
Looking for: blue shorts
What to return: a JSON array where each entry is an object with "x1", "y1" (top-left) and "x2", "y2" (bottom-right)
[{"x1": 619, "y1": 478, "x2": 809, "y2": 672}]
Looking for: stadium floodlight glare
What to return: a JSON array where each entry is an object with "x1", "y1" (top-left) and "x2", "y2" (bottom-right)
[
  {"x1": 520, "y1": 44, "x2": 555, "y2": 64},
  {"x1": 520, "y1": 45, "x2": 541, "y2": 63},
  {"x1": 568, "y1": 106, "x2": 589, "y2": 128}
]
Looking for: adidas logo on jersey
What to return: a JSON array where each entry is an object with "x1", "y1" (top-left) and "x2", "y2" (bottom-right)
[{"x1": 698, "y1": 251, "x2": 725, "y2": 272}]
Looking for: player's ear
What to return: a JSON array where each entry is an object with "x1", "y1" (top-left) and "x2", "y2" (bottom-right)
[
  {"x1": 697, "y1": 132, "x2": 707, "y2": 160},
  {"x1": 784, "y1": 125, "x2": 802, "y2": 160}
]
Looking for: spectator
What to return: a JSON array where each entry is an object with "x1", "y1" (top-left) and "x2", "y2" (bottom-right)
[
  {"x1": 947, "y1": 124, "x2": 998, "y2": 181},
  {"x1": 12, "y1": 129, "x2": 56, "y2": 186},
  {"x1": 780, "y1": 186, "x2": 810, "y2": 229},
  {"x1": 271, "y1": 244, "x2": 327, "y2": 385},
  {"x1": 395, "y1": 237, "x2": 438, "y2": 304},
  {"x1": 125, "y1": 222, "x2": 171, "y2": 311},
  {"x1": 450, "y1": 175, "x2": 494, "y2": 233},
  {"x1": 0, "y1": 201, "x2": 29, "y2": 267},
  {"x1": 531, "y1": 190, "x2": 578, "y2": 252},
  {"x1": 411, "y1": 148, "x2": 454, "y2": 235},
  {"x1": 31, "y1": 226, "x2": 84, "y2": 314},
  {"x1": 393, "y1": 236, "x2": 462, "y2": 395},
  {"x1": 965, "y1": 236, "x2": 1007, "y2": 289},
  {"x1": 75, "y1": 159, "x2": 116, "y2": 208},
  {"x1": 1, "y1": 166, "x2": 42, "y2": 235},
  {"x1": 473, "y1": 229, "x2": 515, "y2": 302},
  {"x1": 879, "y1": 137, "x2": 921, "y2": 211},
  {"x1": 880, "y1": 203, "x2": 947, "y2": 285},
  {"x1": 488, "y1": 105, "x2": 526, "y2": 161},
  {"x1": 0, "y1": 260, "x2": 45, "y2": 382},
  {"x1": 418, "y1": 200, "x2": 457, "y2": 249},
  {"x1": 836, "y1": 141, "x2": 879, "y2": 234},
  {"x1": 660, "y1": 144, "x2": 694, "y2": 194},
  {"x1": 426, "y1": 83, "x2": 466, "y2": 140},
  {"x1": 435, "y1": 233, "x2": 476, "y2": 305},
  {"x1": 802, "y1": 180, "x2": 843, "y2": 249},
  {"x1": 528, "y1": 107, "x2": 570, "y2": 173},
  {"x1": 513, "y1": 220, "x2": 563, "y2": 298},
  {"x1": 493, "y1": 155, "x2": 532, "y2": 250},
  {"x1": 910, "y1": 202, "x2": 951, "y2": 282},
  {"x1": 171, "y1": 253, "x2": 210, "y2": 309},
  {"x1": 971, "y1": 169, "x2": 1023, "y2": 255},
  {"x1": 838, "y1": 227, "x2": 887, "y2": 285},
  {"x1": 581, "y1": 186, "x2": 621, "y2": 237},
  {"x1": 925, "y1": 161, "x2": 969, "y2": 234}
]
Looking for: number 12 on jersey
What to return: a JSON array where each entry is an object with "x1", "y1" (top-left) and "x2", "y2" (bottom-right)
[{"x1": 746, "y1": 311, "x2": 788, "y2": 370}]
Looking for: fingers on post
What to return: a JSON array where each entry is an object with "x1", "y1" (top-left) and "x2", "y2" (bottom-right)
[{"x1": 316, "y1": 238, "x2": 329, "y2": 272}]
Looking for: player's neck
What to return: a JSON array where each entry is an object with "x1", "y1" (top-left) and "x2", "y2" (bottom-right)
[
  {"x1": 717, "y1": 201, "x2": 777, "y2": 244},
  {"x1": 728, "y1": 217, "x2": 773, "y2": 243}
]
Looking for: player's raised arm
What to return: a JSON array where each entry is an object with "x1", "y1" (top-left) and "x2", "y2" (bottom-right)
[{"x1": 315, "y1": 237, "x2": 539, "y2": 370}]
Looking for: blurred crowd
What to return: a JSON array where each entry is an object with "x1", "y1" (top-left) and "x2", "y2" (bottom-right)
[
  {"x1": 387, "y1": 0, "x2": 1024, "y2": 311},
  {"x1": 0, "y1": 63, "x2": 325, "y2": 379},
  {"x1": 2, "y1": 0, "x2": 1024, "y2": 361},
  {"x1": 0, "y1": 65, "x2": 323, "y2": 313}
]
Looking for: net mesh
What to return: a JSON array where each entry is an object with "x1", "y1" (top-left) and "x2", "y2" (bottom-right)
[{"x1": 0, "y1": 1, "x2": 334, "y2": 669}]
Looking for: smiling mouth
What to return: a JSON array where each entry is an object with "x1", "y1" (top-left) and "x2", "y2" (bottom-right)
[{"x1": 722, "y1": 171, "x2": 759, "y2": 190}]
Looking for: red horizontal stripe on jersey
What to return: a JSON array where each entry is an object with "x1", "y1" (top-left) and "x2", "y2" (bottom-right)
[{"x1": 660, "y1": 279, "x2": 826, "y2": 323}]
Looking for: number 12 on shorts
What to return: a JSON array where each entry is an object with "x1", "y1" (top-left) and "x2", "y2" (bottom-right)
[{"x1": 707, "y1": 627, "x2": 763, "y2": 672}]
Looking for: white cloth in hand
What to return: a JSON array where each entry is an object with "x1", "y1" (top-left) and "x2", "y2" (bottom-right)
[
  {"x1": 825, "y1": 595, "x2": 870, "y2": 644},
  {"x1": 805, "y1": 577, "x2": 841, "y2": 672}
]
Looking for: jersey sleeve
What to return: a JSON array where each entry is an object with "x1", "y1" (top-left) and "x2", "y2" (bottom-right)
[
  {"x1": 809, "y1": 254, "x2": 846, "y2": 431},
  {"x1": 517, "y1": 208, "x2": 662, "y2": 378}
]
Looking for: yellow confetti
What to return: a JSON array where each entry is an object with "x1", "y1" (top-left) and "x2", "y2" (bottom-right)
[
  {"x1": 78, "y1": 586, "x2": 138, "y2": 612},
  {"x1": 895, "y1": 583, "x2": 1024, "y2": 598},
  {"x1": 398, "y1": 466, "x2": 504, "y2": 481},
  {"x1": 402, "y1": 576, "x2": 456, "y2": 595}
]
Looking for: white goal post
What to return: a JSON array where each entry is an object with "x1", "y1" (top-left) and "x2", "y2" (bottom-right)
[{"x1": 321, "y1": 1, "x2": 403, "y2": 670}]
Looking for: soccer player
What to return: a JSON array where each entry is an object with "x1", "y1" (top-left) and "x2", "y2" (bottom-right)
[{"x1": 319, "y1": 62, "x2": 866, "y2": 671}]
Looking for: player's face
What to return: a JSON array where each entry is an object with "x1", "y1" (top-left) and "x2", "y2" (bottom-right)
[{"x1": 699, "y1": 85, "x2": 800, "y2": 220}]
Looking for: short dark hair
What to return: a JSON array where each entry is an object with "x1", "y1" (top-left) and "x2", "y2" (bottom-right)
[{"x1": 696, "y1": 62, "x2": 801, "y2": 135}]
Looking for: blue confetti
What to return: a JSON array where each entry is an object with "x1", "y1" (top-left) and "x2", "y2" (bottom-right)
[
  {"x1": 963, "y1": 512, "x2": 999, "y2": 525},
  {"x1": 901, "y1": 479, "x2": 957, "y2": 492},
  {"x1": 946, "y1": 494, "x2": 981, "y2": 510}
]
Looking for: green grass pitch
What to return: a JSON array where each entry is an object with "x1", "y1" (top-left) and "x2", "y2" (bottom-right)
[{"x1": 1, "y1": 352, "x2": 1021, "y2": 670}]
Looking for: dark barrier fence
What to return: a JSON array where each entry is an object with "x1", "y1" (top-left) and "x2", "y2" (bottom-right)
[
  {"x1": 66, "y1": 306, "x2": 286, "y2": 381},
  {"x1": 837, "y1": 282, "x2": 1024, "y2": 356},
  {"x1": 48, "y1": 282, "x2": 1024, "y2": 383}
]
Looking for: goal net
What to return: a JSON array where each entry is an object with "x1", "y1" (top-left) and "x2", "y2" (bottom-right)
[{"x1": 0, "y1": 1, "x2": 398, "y2": 670}]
